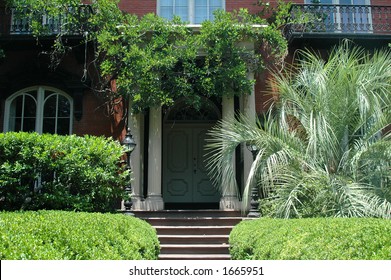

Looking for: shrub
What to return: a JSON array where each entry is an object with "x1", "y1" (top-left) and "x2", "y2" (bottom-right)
[
  {"x1": 0, "y1": 132, "x2": 127, "y2": 212},
  {"x1": 0, "y1": 211, "x2": 160, "y2": 260},
  {"x1": 229, "y1": 218, "x2": 391, "y2": 260}
]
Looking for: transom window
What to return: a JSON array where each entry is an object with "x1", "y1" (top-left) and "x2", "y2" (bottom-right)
[
  {"x1": 4, "y1": 86, "x2": 73, "y2": 135},
  {"x1": 158, "y1": 0, "x2": 225, "y2": 24},
  {"x1": 165, "y1": 98, "x2": 221, "y2": 123}
]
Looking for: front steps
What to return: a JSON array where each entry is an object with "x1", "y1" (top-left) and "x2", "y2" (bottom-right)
[{"x1": 132, "y1": 210, "x2": 244, "y2": 260}]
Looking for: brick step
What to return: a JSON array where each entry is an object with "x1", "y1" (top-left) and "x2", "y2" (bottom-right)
[
  {"x1": 158, "y1": 254, "x2": 231, "y2": 260},
  {"x1": 160, "y1": 244, "x2": 230, "y2": 255},
  {"x1": 145, "y1": 217, "x2": 243, "y2": 227},
  {"x1": 158, "y1": 234, "x2": 229, "y2": 244},
  {"x1": 155, "y1": 225, "x2": 234, "y2": 235}
]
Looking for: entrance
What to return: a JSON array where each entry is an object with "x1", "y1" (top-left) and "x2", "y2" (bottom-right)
[{"x1": 162, "y1": 99, "x2": 220, "y2": 209}]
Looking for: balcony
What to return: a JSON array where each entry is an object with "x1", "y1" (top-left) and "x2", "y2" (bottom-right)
[
  {"x1": 0, "y1": 5, "x2": 92, "y2": 38},
  {"x1": 285, "y1": 4, "x2": 391, "y2": 45}
]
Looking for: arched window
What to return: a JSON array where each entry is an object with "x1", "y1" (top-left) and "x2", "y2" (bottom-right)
[
  {"x1": 4, "y1": 86, "x2": 73, "y2": 135},
  {"x1": 164, "y1": 97, "x2": 221, "y2": 123}
]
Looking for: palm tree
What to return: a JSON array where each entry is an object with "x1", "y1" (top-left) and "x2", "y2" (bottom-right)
[{"x1": 206, "y1": 42, "x2": 391, "y2": 219}]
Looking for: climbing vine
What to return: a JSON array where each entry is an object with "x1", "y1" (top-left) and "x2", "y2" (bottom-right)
[{"x1": 5, "y1": 0, "x2": 289, "y2": 113}]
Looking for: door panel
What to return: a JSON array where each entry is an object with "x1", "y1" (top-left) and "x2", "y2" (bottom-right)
[
  {"x1": 163, "y1": 124, "x2": 219, "y2": 204},
  {"x1": 164, "y1": 127, "x2": 193, "y2": 202},
  {"x1": 192, "y1": 127, "x2": 219, "y2": 202},
  {"x1": 167, "y1": 130, "x2": 189, "y2": 173}
]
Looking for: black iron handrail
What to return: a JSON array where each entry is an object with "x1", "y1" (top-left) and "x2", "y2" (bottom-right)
[
  {"x1": 285, "y1": 4, "x2": 391, "y2": 39},
  {"x1": 0, "y1": 4, "x2": 92, "y2": 36}
]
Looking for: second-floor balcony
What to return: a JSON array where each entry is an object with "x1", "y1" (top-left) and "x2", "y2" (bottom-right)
[
  {"x1": 285, "y1": 4, "x2": 391, "y2": 43},
  {"x1": 0, "y1": 5, "x2": 92, "y2": 38}
]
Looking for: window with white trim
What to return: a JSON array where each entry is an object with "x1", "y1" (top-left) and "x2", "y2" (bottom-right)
[
  {"x1": 4, "y1": 86, "x2": 73, "y2": 135},
  {"x1": 158, "y1": 0, "x2": 225, "y2": 24}
]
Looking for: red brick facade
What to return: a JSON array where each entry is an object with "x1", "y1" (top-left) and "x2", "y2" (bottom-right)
[
  {"x1": 72, "y1": 91, "x2": 114, "y2": 137},
  {"x1": 226, "y1": 0, "x2": 304, "y2": 14},
  {"x1": 118, "y1": 0, "x2": 156, "y2": 16},
  {"x1": 1, "y1": 0, "x2": 390, "y2": 138},
  {"x1": 372, "y1": 0, "x2": 391, "y2": 5}
]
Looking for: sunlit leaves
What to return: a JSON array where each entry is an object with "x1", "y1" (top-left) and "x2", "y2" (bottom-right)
[
  {"x1": 5, "y1": 0, "x2": 289, "y2": 113},
  {"x1": 207, "y1": 42, "x2": 391, "y2": 219}
]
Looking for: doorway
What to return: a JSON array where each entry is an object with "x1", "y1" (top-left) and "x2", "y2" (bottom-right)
[{"x1": 162, "y1": 99, "x2": 221, "y2": 209}]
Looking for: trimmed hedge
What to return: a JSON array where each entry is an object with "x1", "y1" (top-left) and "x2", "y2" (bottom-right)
[
  {"x1": 0, "y1": 132, "x2": 127, "y2": 212},
  {"x1": 0, "y1": 211, "x2": 160, "y2": 260},
  {"x1": 229, "y1": 218, "x2": 391, "y2": 260}
]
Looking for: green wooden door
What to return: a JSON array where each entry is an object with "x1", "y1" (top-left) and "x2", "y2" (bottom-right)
[{"x1": 163, "y1": 124, "x2": 219, "y2": 203}]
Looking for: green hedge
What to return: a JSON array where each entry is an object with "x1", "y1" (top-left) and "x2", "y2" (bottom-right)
[
  {"x1": 0, "y1": 132, "x2": 127, "y2": 212},
  {"x1": 0, "y1": 211, "x2": 160, "y2": 260},
  {"x1": 229, "y1": 218, "x2": 391, "y2": 260}
]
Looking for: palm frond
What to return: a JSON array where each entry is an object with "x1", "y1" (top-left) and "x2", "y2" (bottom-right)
[
  {"x1": 331, "y1": 182, "x2": 391, "y2": 219},
  {"x1": 205, "y1": 41, "x2": 391, "y2": 219}
]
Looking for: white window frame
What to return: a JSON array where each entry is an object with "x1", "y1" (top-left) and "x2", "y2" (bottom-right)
[
  {"x1": 157, "y1": 0, "x2": 226, "y2": 24},
  {"x1": 3, "y1": 86, "x2": 73, "y2": 134}
]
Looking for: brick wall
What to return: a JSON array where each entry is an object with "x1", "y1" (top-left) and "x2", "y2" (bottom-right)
[
  {"x1": 226, "y1": 0, "x2": 263, "y2": 13},
  {"x1": 0, "y1": 89, "x2": 112, "y2": 137},
  {"x1": 372, "y1": 0, "x2": 391, "y2": 5},
  {"x1": 0, "y1": 44, "x2": 113, "y2": 137},
  {"x1": 118, "y1": 0, "x2": 156, "y2": 16},
  {"x1": 226, "y1": 0, "x2": 304, "y2": 14},
  {"x1": 72, "y1": 91, "x2": 113, "y2": 137},
  {"x1": 117, "y1": 1, "x2": 307, "y2": 17}
]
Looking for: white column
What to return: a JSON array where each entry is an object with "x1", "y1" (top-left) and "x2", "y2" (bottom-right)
[
  {"x1": 145, "y1": 106, "x2": 164, "y2": 210},
  {"x1": 239, "y1": 70, "x2": 257, "y2": 212},
  {"x1": 219, "y1": 95, "x2": 241, "y2": 210},
  {"x1": 237, "y1": 41, "x2": 257, "y2": 188},
  {"x1": 242, "y1": 71, "x2": 257, "y2": 187},
  {"x1": 128, "y1": 109, "x2": 144, "y2": 210}
]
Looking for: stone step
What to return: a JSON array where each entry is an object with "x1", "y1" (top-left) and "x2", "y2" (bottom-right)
[
  {"x1": 154, "y1": 225, "x2": 234, "y2": 235},
  {"x1": 145, "y1": 217, "x2": 243, "y2": 226},
  {"x1": 160, "y1": 244, "x2": 230, "y2": 255},
  {"x1": 158, "y1": 234, "x2": 229, "y2": 244},
  {"x1": 131, "y1": 209, "x2": 243, "y2": 260},
  {"x1": 158, "y1": 254, "x2": 231, "y2": 260},
  {"x1": 133, "y1": 210, "x2": 243, "y2": 219}
]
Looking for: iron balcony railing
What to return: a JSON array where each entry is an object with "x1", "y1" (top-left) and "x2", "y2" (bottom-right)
[
  {"x1": 0, "y1": 4, "x2": 92, "y2": 36},
  {"x1": 285, "y1": 4, "x2": 391, "y2": 39}
]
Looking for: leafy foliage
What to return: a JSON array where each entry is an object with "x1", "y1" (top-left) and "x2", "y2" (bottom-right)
[
  {"x1": 230, "y1": 218, "x2": 391, "y2": 260},
  {"x1": 206, "y1": 42, "x2": 391, "y2": 219},
  {"x1": 90, "y1": 7, "x2": 281, "y2": 112},
  {"x1": 5, "y1": 0, "x2": 289, "y2": 113},
  {"x1": 0, "y1": 211, "x2": 160, "y2": 260},
  {"x1": 0, "y1": 132, "x2": 127, "y2": 212},
  {"x1": 254, "y1": 0, "x2": 290, "y2": 62}
]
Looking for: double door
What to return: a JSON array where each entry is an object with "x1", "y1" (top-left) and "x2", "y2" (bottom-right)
[{"x1": 163, "y1": 124, "x2": 219, "y2": 204}]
